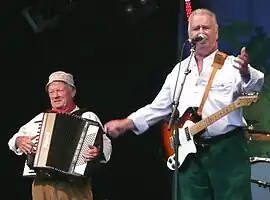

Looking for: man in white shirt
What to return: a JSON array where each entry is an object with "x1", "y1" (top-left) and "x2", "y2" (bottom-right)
[
  {"x1": 104, "y1": 8, "x2": 264, "y2": 200},
  {"x1": 8, "y1": 71, "x2": 112, "y2": 200}
]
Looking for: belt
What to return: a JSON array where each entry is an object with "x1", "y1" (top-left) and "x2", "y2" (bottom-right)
[{"x1": 194, "y1": 127, "x2": 243, "y2": 147}]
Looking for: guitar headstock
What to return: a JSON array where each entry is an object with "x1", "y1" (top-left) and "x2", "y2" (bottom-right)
[{"x1": 235, "y1": 92, "x2": 259, "y2": 107}]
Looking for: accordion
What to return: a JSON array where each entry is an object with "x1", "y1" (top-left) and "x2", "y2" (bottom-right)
[{"x1": 23, "y1": 112, "x2": 103, "y2": 178}]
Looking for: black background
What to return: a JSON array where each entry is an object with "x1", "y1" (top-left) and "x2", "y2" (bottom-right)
[{"x1": 2, "y1": 0, "x2": 203, "y2": 199}]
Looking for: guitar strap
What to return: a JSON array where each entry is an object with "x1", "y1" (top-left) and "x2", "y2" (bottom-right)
[{"x1": 197, "y1": 51, "x2": 228, "y2": 116}]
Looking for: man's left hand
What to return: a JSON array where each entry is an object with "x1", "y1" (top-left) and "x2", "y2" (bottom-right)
[
  {"x1": 82, "y1": 145, "x2": 100, "y2": 161},
  {"x1": 233, "y1": 47, "x2": 249, "y2": 76}
]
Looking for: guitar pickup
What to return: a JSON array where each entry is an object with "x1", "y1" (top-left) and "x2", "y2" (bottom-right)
[{"x1": 185, "y1": 127, "x2": 191, "y2": 141}]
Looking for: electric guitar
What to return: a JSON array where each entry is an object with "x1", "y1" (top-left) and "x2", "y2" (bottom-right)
[{"x1": 161, "y1": 93, "x2": 259, "y2": 170}]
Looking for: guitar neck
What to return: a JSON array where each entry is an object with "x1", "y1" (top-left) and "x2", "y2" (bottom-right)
[{"x1": 190, "y1": 102, "x2": 238, "y2": 136}]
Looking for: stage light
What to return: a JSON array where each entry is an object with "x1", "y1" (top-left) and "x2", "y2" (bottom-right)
[
  {"x1": 120, "y1": 0, "x2": 159, "y2": 25},
  {"x1": 185, "y1": 0, "x2": 193, "y2": 20}
]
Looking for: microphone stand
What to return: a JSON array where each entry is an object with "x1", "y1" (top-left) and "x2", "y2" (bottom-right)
[{"x1": 168, "y1": 43, "x2": 196, "y2": 200}]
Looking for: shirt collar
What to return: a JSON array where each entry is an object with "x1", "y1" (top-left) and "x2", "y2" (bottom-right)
[
  {"x1": 203, "y1": 49, "x2": 219, "y2": 63},
  {"x1": 190, "y1": 49, "x2": 219, "y2": 71}
]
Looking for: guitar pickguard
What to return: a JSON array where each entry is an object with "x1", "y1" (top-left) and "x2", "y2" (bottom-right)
[
  {"x1": 167, "y1": 120, "x2": 197, "y2": 170},
  {"x1": 161, "y1": 107, "x2": 202, "y2": 161}
]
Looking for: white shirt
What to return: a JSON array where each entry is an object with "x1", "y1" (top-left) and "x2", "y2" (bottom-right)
[
  {"x1": 8, "y1": 107, "x2": 112, "y2": 162},
  {"x1": 128, "y1": 50, "x2": 264, "y2": 136}
]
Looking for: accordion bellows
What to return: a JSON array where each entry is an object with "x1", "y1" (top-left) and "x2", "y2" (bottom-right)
[{"x1": 24, "y1": 112, "x2": 103, "y2": 178}]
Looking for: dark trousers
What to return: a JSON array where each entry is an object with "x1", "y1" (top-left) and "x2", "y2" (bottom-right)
[{"x1": 174, "y1": 128, "x2": 251, "y2": 200}]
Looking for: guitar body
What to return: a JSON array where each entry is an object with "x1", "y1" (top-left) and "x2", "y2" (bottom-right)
[
  {"x1": 161, "y1": 107, "x2": 203, "y2": 170},
  {"x1": 162, "y1": 107, "x2": 202, "y2": 159},
  {"x1": 160, "y1": 93, "x2": 259, "y2": 170}
]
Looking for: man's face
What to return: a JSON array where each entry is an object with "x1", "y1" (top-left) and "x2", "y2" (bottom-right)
[
  {"x1": 188, "y1": 14, "x2": 218, "y2": 52},
  {"x1": 47, "y1": 81, "x2": 75, "y2": 109}
]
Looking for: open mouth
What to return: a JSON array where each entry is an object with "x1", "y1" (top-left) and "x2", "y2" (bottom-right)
[{"x1": 198, "y1": 40, "x2": 207, "y2": 45}]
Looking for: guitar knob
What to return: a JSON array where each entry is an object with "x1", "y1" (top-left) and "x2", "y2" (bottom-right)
[
  {"x1": 171, "y1": 164, "x2": 175, "y2": 169},
  {"x1": 168, "y1": 156, "x2": 177, "y2": 170}
]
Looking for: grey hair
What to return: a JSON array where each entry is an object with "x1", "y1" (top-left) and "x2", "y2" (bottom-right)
[{"x1": 187, "y1": 8, "x2": 219, "y2": 33}]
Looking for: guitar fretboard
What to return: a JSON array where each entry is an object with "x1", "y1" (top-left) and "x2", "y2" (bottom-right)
[{"x1": 190, "y1": 102, "x2": 237, "y2": 135}]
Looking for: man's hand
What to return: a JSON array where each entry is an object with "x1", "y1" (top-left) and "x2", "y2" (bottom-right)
[
  {"x1": 104, "y1": 118, "x2": 134, "y2": 138},
  {"x1": 16, "y1": 135, "x2": 38, "y2": 155},
  {"x1": 233, "y1": 47, "x2": 249, "y2": 76},
  {"x1": 82, "y1": 146, "x2": 100, "y2": 162}
]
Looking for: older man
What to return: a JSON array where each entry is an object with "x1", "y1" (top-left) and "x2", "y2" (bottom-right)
[
  {"x1": 104, "y1": 8, "x2": 264, "y2": 200},
  {"x1": 8, "y1": 71, "x2": 112, "y2": 200}
]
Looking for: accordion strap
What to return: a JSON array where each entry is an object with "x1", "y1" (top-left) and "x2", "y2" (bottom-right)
[{"x1": 72, "y1": 108, "x2": 90, "y2": 116}]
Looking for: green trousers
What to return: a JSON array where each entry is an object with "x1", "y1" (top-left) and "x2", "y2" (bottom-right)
[{"x1": 174, "y1": 128, "x2": 251, "y2": 200}]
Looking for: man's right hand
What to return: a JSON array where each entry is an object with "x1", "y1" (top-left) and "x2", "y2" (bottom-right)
[
  {"x1": 15, "y1": 135, "x2": 38, "y2": 155},
  {"x1": 104, "y1": 118, "x2": 135, "y2": 138}
]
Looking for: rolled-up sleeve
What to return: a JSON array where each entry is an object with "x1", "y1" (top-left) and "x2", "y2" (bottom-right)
[
  {"x1": 8, "y1": 126, "x2": 25, "y2": 155},
  {"x1": 239, "y1": 65, "x2": 264, "y2": 93},
  {"x1": 8, "y1": 113, "x2": 43, "y2": 155}
]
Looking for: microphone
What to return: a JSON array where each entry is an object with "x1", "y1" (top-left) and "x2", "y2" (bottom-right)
[{"x1": 188, "y1": 34, "x2": 206, "y2": 44}]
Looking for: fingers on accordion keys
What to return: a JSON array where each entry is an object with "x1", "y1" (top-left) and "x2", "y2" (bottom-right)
[
  {"x1": 31, "y1": 135, "x2": 39, "y2": 144},
  {"x1": 32, "y1": 146, "x2": 37, "y2": 153},
  {"x1": 34, "y1": 140, "x2": 38, "y2": 146}
]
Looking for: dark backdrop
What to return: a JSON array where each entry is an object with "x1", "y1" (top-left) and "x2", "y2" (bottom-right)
[{"x1": 1, "y1": 0, "x2": 191, "y2": 199}]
